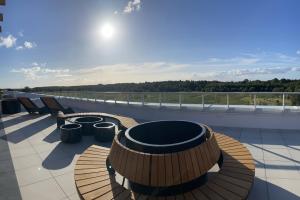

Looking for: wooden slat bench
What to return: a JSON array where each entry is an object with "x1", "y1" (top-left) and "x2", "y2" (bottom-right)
[{"x1": 74, "y1": 133, "x2": 255, "y2": 200}]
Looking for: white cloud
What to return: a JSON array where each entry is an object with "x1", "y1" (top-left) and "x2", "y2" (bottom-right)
[
  {"x1": 123, "y1": 0, "x2": 141, "y2": 13},
  {"x1": 15, "y1": 41, "x2": 37, "y2": 50},
  {"x1": 15, "y1": 46, "x2": 24, "y2": 51},
  {"x1": 297, "y1": 50, "x2": 300, "y2": 55},
  {"x1": 227, "y1": 67, "x2": 295, "y2": 76},
  {"x1": 207, "y1": 57, "x2": 260, "y2": 66},
  {"x1": 11, "y1": 63, "x2": 71, "y2": 80},
  {"x1": 7, "y1": 52, "x2": 300, "y2": 87},
  {"x1": 24, "y1": 41, "x2": 37, "y2": 49},
  {"x1": 32, "y1": 62, "x2": 39, "y2": 66},
  {"x1": 0, "y1": 34, "x2": 17, "y2": 48}
]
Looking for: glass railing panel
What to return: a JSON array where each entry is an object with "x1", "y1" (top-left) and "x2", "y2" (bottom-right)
[
  {"x1": 128, "y1": 93, "x2": 143, "y2": 104},
  {"x1": 229, "y1": 93, "x2": 254, "y2": 106},
  {"x1": 203, "y1": 93, "x2": 227, "y2": 105},
  {"x1": 161, "y1": 92, "x2": 179, "y2": 106},
  {"x1": 181, "y1": 93, "x2": 202, "y2": 106},
  {"x1": 144, "y1": 93, "x2": 160, "y2": 105},
  {"x1": 255, "y1": 93, "x2": 283, "y2": 106},
  {"x1": 285, "y1": 93, "x2": 300, "y2": 107}
]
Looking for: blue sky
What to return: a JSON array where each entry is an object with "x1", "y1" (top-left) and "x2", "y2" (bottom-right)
[{"x1": 1, "y1": 0, "x2": 300, "y2": 88}]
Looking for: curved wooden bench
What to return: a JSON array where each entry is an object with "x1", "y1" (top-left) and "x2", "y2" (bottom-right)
[
  {"x1": 109, "y1": 129, "x2": 220, "y2": 187},
  {"x1": 74, "y1": 133, "x2": 255, "y2": 200},
  {"x1": 57, "y1": 112, "x2": 138, "y2": 130}
]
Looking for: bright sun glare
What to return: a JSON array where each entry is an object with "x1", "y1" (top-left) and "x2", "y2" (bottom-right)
[{"x1": 100, "y1": 23, "x2": 115, "y2": 40}]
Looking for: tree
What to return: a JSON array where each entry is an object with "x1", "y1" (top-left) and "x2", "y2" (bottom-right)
[{"x1": 23, "y1": 86, "x2": 31, "y2": 92}]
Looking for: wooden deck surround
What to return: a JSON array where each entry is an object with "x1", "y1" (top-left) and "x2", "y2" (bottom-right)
[{"x1": 74, "y1": 132, "x2": 255, "y2": 200}]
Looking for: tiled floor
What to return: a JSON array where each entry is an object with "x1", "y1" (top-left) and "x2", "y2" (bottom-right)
[
  {"x1": 212, "y1": 125, "x2": 300, "y2": 200},
  {"x1": 1, "y1": 112, "x2": 300, "y2": 200}
]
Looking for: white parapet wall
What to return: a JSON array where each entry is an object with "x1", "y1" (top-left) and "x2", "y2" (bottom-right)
[{"x1": 58, "y1": 97, "x2": 300, "y2": 130}]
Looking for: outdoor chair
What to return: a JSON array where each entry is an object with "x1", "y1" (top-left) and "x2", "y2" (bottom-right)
[
  {"x1": 17, "y1": 97, "x2": 49, "y2": 114},
  {"x1": 40, "y1": 96, "x2": 74, "y2": 115}
]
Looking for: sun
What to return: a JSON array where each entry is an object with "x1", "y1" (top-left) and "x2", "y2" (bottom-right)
[{"x1": 100, "y1": 23, "x2": 115, "y2": 40}]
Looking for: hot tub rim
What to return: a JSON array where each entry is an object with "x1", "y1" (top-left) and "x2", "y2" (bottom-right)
[{"x1": 124, "y1": 120, "x2": 207, "y2": 149}]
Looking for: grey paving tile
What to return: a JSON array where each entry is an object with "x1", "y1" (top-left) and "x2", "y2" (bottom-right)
[
  {"x1": 254, "y1": 159, "x2": 266, "y2": 178},
  {"x1": 33, "y1": 142, "x2": 60, "y2": 155},
  {"x1": 0, "y1": 158, "x2": 16, "y2": 173},
  {"x1": 247, "y1": 177, "x2": 269, "y2": 200},
  {"x1": 267, "y1": 178, "x2": 300, "y2": 200},
  {"x1": 0, "y1": 149, "x2": 13, "y2": 161},
  {"x1": 55, "y1": 172, "x2": 77, "y2": 196},
  {"x1": 263, "y1": 143, "x2": 287, "y2": 149},
  {"x1": 248, "y1": 147, "x2": 264, "y2": 160},
  {"x1": 40, "y1": 152, "x2": 79, "y2": 177},
  {"x1": 263, "y1": 148, "x2": 293, "y2": 162},
  {"x1": 8, "y1": 140, "x2": 32, "y2": 150},
  {"x1": 20, "y1": 178, "x2": 67, "y2": 200},
  {"x1": 0, "y1": 171, "x2": 22, "y2": 200},
  {"x1": 241, "y1": 138, "x2": 263, "y2": 148},
  {"x1": 9, "y1": 146, "x2": 36, "y2": 158},
  {"x1": 68, "y1": 193, "x2": 81, "y2": 200},
  {"x1": 221, "y1": 127, "x2": 241, "y2": 140},
  {"x1": 285, "y1": 139, "x2": 300, "y2": 151},
  {"x1": 280, "y1": 129, "x2": 300, "y2": 140},
  {"x1": 265, "y1": 160, "x2": 300, "y2": 179},
  {"x1": 240, "y1": 128, "x2": 261, "y2": 139},
  {"x1": 15, "y1": 165, "x2": 52, "y2": 186},
  {"x1": 12, "y1": 154, "x2": 42, "y2": 171},
  {"x1": 289, "y1": 149, "x2": 300, "y2": 163}
]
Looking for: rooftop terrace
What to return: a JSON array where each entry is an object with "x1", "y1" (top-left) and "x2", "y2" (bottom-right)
[{"x1": 1, "y1": 94, "x2": 300, "y2": 199}]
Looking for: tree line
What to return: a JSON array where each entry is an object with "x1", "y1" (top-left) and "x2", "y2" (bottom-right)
[{"x1": 20, "y1": 78, "x2": 300, "y2": 93}]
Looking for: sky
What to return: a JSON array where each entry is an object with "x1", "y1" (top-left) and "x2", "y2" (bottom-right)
[{"x1": 0, "y1": 0, "x2": 300, "y2": 88}]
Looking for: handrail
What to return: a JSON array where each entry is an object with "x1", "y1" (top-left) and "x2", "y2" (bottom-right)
[
  {"x1": 36, "y1": 91, "x2": 300, "y2": 95},
  {"x1": 33, "y1": 90, "x2": 300, "y2": 111}
]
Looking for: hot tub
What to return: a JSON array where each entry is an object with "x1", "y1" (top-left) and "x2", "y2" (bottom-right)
[{"x1": 125, "y1": 120, "x2": 207, "y2": 153}]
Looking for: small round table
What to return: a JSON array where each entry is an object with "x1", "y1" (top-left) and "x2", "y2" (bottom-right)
[
  {"x1": 93, "y1": 122, "x2": 116, "y2": 142},
  {"x1": 60, "y1": 123, "x2": 82, "y2": 143}
]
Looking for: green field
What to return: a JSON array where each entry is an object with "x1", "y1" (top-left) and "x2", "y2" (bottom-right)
[{"x1": 39, "y1": 91, "x2": 300, "y2": 106}]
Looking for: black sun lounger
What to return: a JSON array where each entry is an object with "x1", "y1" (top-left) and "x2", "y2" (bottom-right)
[
  {"x1": 17, "y1": 97, "x2": 49, "y2": 114},
  {"x1": 40, "y1": 96, "x2": 74, "y2": 115}
]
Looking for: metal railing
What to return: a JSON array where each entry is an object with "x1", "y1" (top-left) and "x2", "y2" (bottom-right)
[{"x1": 34, "y1": 91, "x2": 300, "y2": 111}]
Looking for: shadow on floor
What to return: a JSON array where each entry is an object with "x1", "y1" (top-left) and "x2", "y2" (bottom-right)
[
  {"x1": 0, "y1": 115, "x2": 56, "y2": 144},
  {"x1": 249, "y1": 177, "x2": 300, "y2": 200},
  {"x1": 0, "y1": 119, "x2": 22, "y2": 200},
  {"x1": 1, "y1": 113, "x2": 42, "y2": 130},
  {"x1": 42, "y1": 137, "x2": 112, "y2": 170},
  {"x1": 43, "y1": 128, "x2": 60, "y2": 143},
  {"x1": 250, "y1": 143, "x2": 300, "y2": 165}
]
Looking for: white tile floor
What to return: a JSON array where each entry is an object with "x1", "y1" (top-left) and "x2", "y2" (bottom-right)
[{"x1": 1, "y1": 112, "x2": 300, "y2": 200}]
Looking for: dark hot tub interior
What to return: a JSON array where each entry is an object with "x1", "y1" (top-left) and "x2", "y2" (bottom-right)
[
  {"x1": 75, "y1": 116, "x2": 103, "y2": 123},
  {"x1": 124, "y1": 120, "x2": 207, "y2": 153}
]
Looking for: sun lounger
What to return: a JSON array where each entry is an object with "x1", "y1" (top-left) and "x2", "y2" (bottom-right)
[
  {"x1": 17, "y1": 97, "x2": 49, "y2": 114},
  {"x1": 40, "y1": 96, "x2": 74, "y2": 115}
]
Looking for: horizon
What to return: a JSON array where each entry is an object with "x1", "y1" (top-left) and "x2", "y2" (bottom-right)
[
  {"x1": 5, "y1": 78, "x2": 300, "y2": 91},
  {"x1": 1, "y1": 0, "x2": 300, "y2": 88}
]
